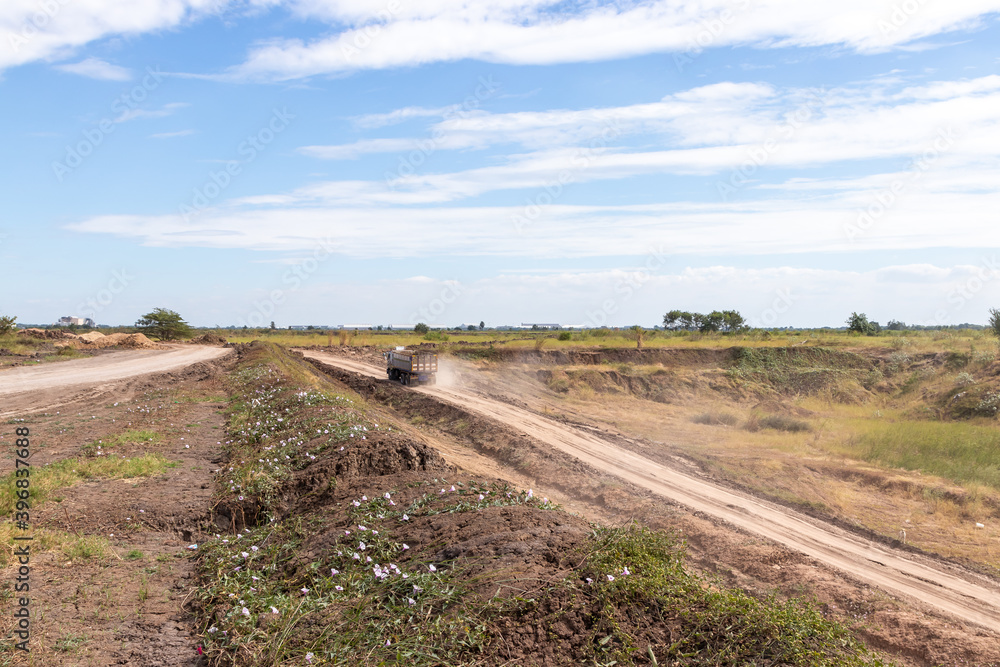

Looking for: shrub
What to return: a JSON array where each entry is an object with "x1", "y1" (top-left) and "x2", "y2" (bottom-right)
[
  {"x1": 557, "y1": 331, "x2": 572, "y2": 341},
  {"x1": 692, "y1": 411, "x2": 739, "y2": 426},
  {"x1": 744, "y1": 413, "x2": 810, "y2": 432}
]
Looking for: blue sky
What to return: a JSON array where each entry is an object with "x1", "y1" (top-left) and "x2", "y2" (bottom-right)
[{"x1": 2, "y1": 0, "x2": 1000, "y2": 328}]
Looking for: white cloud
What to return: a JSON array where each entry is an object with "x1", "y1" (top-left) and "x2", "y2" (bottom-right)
[
  {"x1": 352, "y1": 105, "x2": 461, "y2": 129},
  {"x1": 223, "y1": 0, "x2": 1000, "y2": 81},
  {"x1": 289, "y1": 75, "x2": 1000, "y2": 183},
  {"x1": 55, "y1": 57, "x2": 132, "y2": 81},
  {"x1": 0, "y1": 0, "x2": 230, "y2": 73},
  {"x1": 116, "y1": 102, "x2": 189, "y2": 123},
  {"x1": 150, "y1": 129, "x2": 196, "y2": 138}
]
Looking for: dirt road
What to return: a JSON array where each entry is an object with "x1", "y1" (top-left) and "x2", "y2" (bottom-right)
[
  {"x1": 302, "y1": 350, "x2": 1000, "y2": 633},
  {"x1": 0, "y1": 345, "x2": 231, "y2": 418}
]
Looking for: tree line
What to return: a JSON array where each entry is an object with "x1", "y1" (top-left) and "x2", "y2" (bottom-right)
[{"x1": 662, "y1": 309, "x2": 747, "y2": 333}]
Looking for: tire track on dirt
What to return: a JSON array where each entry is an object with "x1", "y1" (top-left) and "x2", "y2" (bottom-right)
[
  {"x1": 0, "y1": 345, "x2": 232, "y2": 418},
  {"x1": 302, "y1": 350, "x2": 1000, "y2": 633}
]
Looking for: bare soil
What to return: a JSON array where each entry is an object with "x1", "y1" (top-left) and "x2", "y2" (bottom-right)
[
  {"x1": 1, "y1": 350, "x2": 233, "y2": 665},
  {"x1": 4, "y1": 342, "x2": 999, "y2": 666},
  {"x1": 299, "y1": 348, "x2": 1000, "y2": 667}
]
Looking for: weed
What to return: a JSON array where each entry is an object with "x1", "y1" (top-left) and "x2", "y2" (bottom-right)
[
  {"x1": 571, "y1": 523, "x2": 887, "y2": 666},
  {"x1": 54, "y1": 632, "x2": 88, "y2": 653},
  {"x1": 0, "y1": 453, "x2": 176, "y2": 514},
  {"x1": 82, "y1": 429, "x2": 160, "y2": 457},
  {"x1": 743, "y1": 413, "x2": 810, "y2": 433},
  {"x1": 691, "y1": 411, "x2": 739, "y2": 427}
]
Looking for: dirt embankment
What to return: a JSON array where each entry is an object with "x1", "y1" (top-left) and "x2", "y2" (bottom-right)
[
  {"x1": 301, "y1": 349, "x2": 1000, "y2": 667},
  {"x1": 192, "y1": 342, "x2": 897, "y2": 666}
]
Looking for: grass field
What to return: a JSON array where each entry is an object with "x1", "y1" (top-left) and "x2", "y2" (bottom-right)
[{"x1": 218, "y1": 326, "x2": 997, "y2": 355}]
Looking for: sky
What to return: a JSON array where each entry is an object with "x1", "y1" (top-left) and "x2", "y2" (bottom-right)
[{"x1": 2, "y1": 0, "x2": 1000, "y2": 329}]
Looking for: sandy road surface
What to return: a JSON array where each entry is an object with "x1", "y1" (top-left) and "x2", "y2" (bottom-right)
[
  {"x1": 303, "y1": 350, "x2": 1000, "y2": 633},
  {"x1": 0, "y1": 345, "x2": 232, "y2": 418}
]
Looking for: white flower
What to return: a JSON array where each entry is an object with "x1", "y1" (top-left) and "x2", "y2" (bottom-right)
[
  {"x1": 402, "y1": 544, "x2": 409, "y2": 550},
  {"x1": 428, "y1": 564, "x2": 436, "y2": 572},
  {"x1": 270, "y1": 606, "x2": 279, "y2": 614},
  {"x1": 607, "y1": 574, "x2": 615, "y2": 582},
  {"x1": 407, "y1": 597, "x2": 416, "y2": 605},
  {"x1": 301, "y1": 587, "x2": 310, "y2": 594},
  {"x1": 241, "y1": 607, "x2": 250, "y2": 616}
]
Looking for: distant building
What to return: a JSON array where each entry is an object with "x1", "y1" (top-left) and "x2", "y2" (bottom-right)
[{"x1": 57, "y1": 316, "x2": 95, "y2": 327}]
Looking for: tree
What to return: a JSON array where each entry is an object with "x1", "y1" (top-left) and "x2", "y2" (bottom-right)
[
  {"x1": 135, "y1": 308, "x2": 193, "y2": 341},
  {"x1": 663, "y1": 310, "x2": 698, "y2": 331},
  {"x1": 0, "y1": 314, "x2": 16, "y2": 336},
  {"x1": 846, "y1": 312, "x2": 881, "y2": 336},
  {"x1": 466, "y1": 324, "x2": 476, "y2": 331},
  {"x1": 699, "y1": 311, "x2": 724, "y2": 333},
  {"x1": 886, "y1": 319, "x2": 907, "y2": 331},
  {"x1": 413, "y1": 322, "x2": 430, "y2": 334},
  {"x1": 989, "y1": 308, "x2": 1000, "y2": 341},
  {"x1": 479, "y1": 321, "x2": 485, "y2": 330},
  {"x1": 720, "y1": 310, "x2": 747, "y2": 334},
  {"x1": 270, "y1": 321, "x2": 276, "y2": 330}
]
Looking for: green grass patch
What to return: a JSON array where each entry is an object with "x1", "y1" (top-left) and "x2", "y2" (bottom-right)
[
  {"x1": 0, "y1": 453, "x2": 176, "y2": 514},
  {"x1": 842, "y1": 421, "x2": 1000, "y2": 490},
  {"x1": 576, "y1": 523, "x2": 887, "y2": 666},
  {"x1": 82, "y1": 429, "x2": 161, "y2": 456},
  {"x1": 53, "y1": 631, "x2": 89, "y2": 653}
]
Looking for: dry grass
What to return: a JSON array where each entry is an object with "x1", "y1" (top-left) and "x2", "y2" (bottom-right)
[{"x1": 465, "y1": 343, "x2": 1000, "y2": 570}]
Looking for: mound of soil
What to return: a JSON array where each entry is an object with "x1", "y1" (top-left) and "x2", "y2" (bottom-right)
[
  {"x1": 17, "y1": 327, "x2": 74, "y2": 339},
  {"x1": 80, "y1": 333, "x2": 162, "y2": 349},
  {"x1": 190, "y1": 333, "x2": 227, "y2": 345}
]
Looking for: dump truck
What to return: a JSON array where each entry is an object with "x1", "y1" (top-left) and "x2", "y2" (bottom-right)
[{"x1": 384, "y1": 348, "x2": 437, "y2": 386}]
